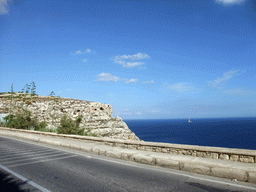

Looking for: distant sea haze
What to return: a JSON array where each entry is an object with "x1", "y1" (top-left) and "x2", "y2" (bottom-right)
[{"x1": 125, "y1": 117, "x2": 256, "y2": 150}]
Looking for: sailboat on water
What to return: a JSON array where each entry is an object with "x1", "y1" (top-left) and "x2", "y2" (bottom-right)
[{"x1": 188, "y1": 118, "x2": 192, "y2": 123}]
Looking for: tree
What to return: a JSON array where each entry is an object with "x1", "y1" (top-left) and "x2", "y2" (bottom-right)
[
  {"x1": 25, "y1": 84, "x2": 30, "y2": 93},
  {"x1": 30, "y1": 81, "x2": 36, "y2": 96},
  {"x1": 49, "y1": 91, "x2": 55, "y2": 97},
  {"x1": 21, "y1": 86, "x2": 25, "y2": 93}
]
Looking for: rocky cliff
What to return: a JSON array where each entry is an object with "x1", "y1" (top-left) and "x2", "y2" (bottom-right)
[{"x1": 0, "y1": 93, "x2": 141, "y2": 141}]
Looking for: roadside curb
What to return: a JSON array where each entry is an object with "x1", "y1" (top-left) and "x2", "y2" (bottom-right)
[{"x1": 0, "y1": 130, "x2": 256, "y2": 184}]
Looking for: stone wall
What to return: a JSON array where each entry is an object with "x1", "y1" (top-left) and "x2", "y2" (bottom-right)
[
  {"x1": 0, "y1": 127, "x2": 255, "y2": 164},
  {"x1": 0, "y1": 93, "x2": 140, "y2": 141}
]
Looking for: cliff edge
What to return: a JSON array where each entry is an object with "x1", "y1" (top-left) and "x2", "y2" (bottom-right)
[{"x1": 0, "y1": 93, "x2": 141, "y2": 141}]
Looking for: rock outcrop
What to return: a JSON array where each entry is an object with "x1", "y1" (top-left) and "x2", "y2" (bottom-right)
[{"x1": 0, "y1": 93, "x2": 141, "y2": 141}]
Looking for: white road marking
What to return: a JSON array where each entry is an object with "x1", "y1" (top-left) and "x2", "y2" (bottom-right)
[
  {"x1": 1, "y1": 152, "x2": 69, "y2": 165},
  {"x1": 0, "y1": 149, "x2": 51, "y2": 154},
  {"x1": 7, "y1": 155, "x2": 78, "y2": 168},
  {"x1": 0, "y1": 148, "x2": 53, "y2": 153},
  {"x1": 0, "y1": 145, "x2": 53, "y2": 150},
  {"x1": 0, "y1": 150, "x2": 64, "y2": 162},
  {"x1": 1, "y1": 135, "x2": 256, "y2": 190},
  {"x1": 0, "y1": 144, "x2": 50, "y2": 150},
  {"x1": 0, "y1": 148, "x2": 55, "y2": 157},
  {"x1": 0, "y1": 164, "x2": 51, "y2": 192},
  {"x1": 0, "y1": 146, "x2": 53, "y2": 151}
]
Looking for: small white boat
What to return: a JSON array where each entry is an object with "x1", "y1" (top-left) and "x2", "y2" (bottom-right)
[{"x1": 188, "y1": 118, "x2": 192, "y2": 123}]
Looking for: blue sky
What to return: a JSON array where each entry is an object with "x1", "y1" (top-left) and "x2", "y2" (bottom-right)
[{"x1": 1, "y1": 0, "x2": 255, "y2": 119}]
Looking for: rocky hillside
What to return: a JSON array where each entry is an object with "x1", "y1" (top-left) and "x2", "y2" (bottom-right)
[{"x1": 0, "y1": 93, "x2": 141, "y2": 141}]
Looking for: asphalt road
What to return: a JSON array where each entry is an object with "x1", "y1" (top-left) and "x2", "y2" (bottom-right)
[{"x1": 0, "y1": 135, "x2": 256, "y2": 192}]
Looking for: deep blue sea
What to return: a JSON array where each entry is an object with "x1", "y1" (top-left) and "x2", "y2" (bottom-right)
[{"x1": 124, "y1": 117, "x2": 256, "y2": 150}]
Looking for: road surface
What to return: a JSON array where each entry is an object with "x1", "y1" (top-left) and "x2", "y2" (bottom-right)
[{"x1": 0, "y1": 135, "x2": 256, "y2": 192}]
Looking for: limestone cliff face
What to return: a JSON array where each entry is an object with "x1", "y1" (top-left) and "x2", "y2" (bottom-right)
[{"x1": 0, "y1": 93, "x2": 141, "y2": 141}]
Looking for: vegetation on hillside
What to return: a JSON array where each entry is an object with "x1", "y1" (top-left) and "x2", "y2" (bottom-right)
[{"x1": 0, "y1": 82, "x2": 98, "y2": 137}]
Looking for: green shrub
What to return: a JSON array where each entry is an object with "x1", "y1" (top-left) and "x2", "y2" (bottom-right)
[
  {"x1": 0, "y1": 118, "x2": 6, "y2": 127},
  {"x1": 35, "y1": 121, "x2": 47, "y2": 131},
  {"x1": 35, "y1": 127, "x2": 57, "y2": 133},
  {"x1": 75, "y1": 114, "x2": 83, "y2": 128},
  {"x1": 57, "y1": 114, "x2": 85, "y2": 135},
  {"x1": 4, "y1": 110, "x2": 38, "y2": 130},
  {"x1": 3, "y1": 114, "x2": 15, "y2": 128},
  {"x1": 91, "y1": 133, "x2": 98, "y2": 137}
]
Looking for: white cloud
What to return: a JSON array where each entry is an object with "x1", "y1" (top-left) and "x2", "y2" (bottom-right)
[
  {"x1": 125, "y1": 78, "x2": 138, "y2": 84},
  {"x1": 66, "y1": 89, "x2": 71, "y2": 91},
  {"x1": 97, "y1": 73, "x2": 138, "y2": 84},
  {"x1": 0, "y1": 0, "x2": 9, "y2": 15},
  {"x1": 97, "y1": 73, "x2": 120, "y2": 82},
  {"x1": 75, "y1": 50, "x2": 82, "y2": 54},
  {"x1": 143, "y1": 80, "x2": 154, "y2": 84},
  {"x1": 125, "y1": 62, "x2": 145, "y2": 68},
  {"x1": 75, "y1": 49, "x2": 92, "y2": 55},
  {"x1": 114, "y1": 60, "x2": 126, "y2": 65},
  {"x1": 208, "y1": 69, "x2": 245, "y2": 89},
  {"x1": 113, "y1": 52, "x2": 150, "y2": 68},
  {"x1": 116, "y1": 52, "x2": 150, "y2": 60},
  {"x1": 215, "y1": 0, "x2": 246, "y2": 5},
  {"x1": 83, "y1": 59, "x2": 87, "y2": 62},
  {"x1": 168, "y1": 82, "x2": 196, "y2": 92},
  {"x1": 135, "y1": 111, "x2": 142, "y2": 115}
]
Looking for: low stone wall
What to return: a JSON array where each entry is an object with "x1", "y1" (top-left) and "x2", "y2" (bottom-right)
[{"x1": 1, "y1": 127, "x2": 255, "y2": 164}]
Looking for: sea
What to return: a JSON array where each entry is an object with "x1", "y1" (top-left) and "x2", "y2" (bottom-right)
[{"x1": 124, "y1": 117, "x2": 256, "y2": 150}]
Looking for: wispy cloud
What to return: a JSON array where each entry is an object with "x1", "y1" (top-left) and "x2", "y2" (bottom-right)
[
  {"x1": 115, "y1": 52, "x2": 150, "y2": 60},
  {"x1": 97, "y1": 73, "x2": 120, "y2": 82},
  {"x1": 0, "y1": 0, "x2": 9, "y2": 15},
  {"x1": 113, "y1": 52, "x2": 150, "y2": 68},
  {"x1": 222, "y1": 88, "x2": 256, "y2": 96},
  {"x1": 143, "y1": 80, "x2": 154, "y2": 84},
  {"x1": 124, "y1": 78, "x2": 138, "y2": 84},
  {"x1": 208, "y1": 69, "x2": 245, "y2": 89},
  {"x1": 83, "y1": 59, "x2": 88, "y2": 62},
  {"x1": 168, "y1": 82, "x2": 196, "y2": 92},
  {"x1": 66, "y1": 89, "x2": 71, "y2": 91},
  {"x1": 75, "y1": 49, "x2": 92, "y2": 55},
  {"x1": 75, "y1": 50, "x2": 82, "y2": 54},
  {"x1": 96, "y1": 73, "x2": 138, "y2": 84},
  {"x1": 215, "y1": 0, "x2": 246, "y2": 5}
]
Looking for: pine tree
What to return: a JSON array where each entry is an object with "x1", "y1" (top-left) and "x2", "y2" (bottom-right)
[
  {"x1": 25, "y1": 84, "x2": 29, "y2": 93},
  {"x1": 49, "y1": 91, "x2": 55, "y2": 96},
  {"x1": 30, "y1": 81, "x2": 36, "y2": 96},
  {"x1": 27, "y1": 84, "x2": 31, "y2": 94}
]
